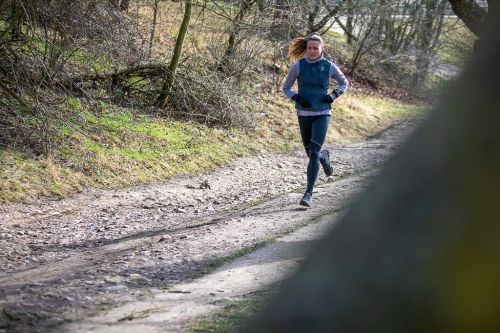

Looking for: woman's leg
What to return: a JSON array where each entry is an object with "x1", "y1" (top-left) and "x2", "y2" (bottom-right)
[
  {"x1": 305, "y1": 115, "x2": 330, "y2": 194},
  {"x1": 298, "y1": 116, "x2": 313, "y2": 157}
]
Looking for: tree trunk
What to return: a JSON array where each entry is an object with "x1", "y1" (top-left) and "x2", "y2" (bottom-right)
[
  {"x1": 346, "y1": 0, "x2": 354, "y2": 44},
  {"x1": 413, "y1": 0, "x2": 433, "y2": 86},
  {"x1": 156, "y1": 0, "x2": 192, "y2": 108},
  {"x1": 148, "y1": 0, "x2": 160, "y2": 59},
  {"x1": 334, "y1": 16, "x2": 357, "y2": 43},
  {"x1": 401, "y1": 1, "x2": 423, "y2": 52},
  {"x1": 349, "y1": 18, "x2": 376, "y2": 78},
  {"x1": 376, "y1": 0, "x2": 388, "y2": 43},
  {"x1": 307, "y1": 0, "x2": 321, "y2": 34},
  {"x1": 307, "y1": 0, "x2": 344, "y2": 35},
  {"x1": 9, "y1": 0, "x2": 22, "y2": 39},
  {"x1": 413, "y1": 0, "x2": 447, "y2": 88},
  {"x1": 447, "y1": 0, "x2": 488, "y2": 36}
]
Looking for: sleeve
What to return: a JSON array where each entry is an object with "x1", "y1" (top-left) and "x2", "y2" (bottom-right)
[
  {"x1": 282, "y1": 61, "x2": 300, "y2": 99},
  {"x1": 329, "y1": 62, "x2": 349, "y2": 97}
]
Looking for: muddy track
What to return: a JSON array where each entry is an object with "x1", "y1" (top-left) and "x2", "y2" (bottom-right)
[{"x1": 0, "y1": 120, "x2": 419, "y2": 333}]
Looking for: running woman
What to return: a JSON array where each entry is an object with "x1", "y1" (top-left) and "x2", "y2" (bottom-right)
[{"x1": 282, "y1": 33, "x2": 349, "y2": 207}]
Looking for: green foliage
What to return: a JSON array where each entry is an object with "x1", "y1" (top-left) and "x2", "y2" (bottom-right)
[
  {"x1": 24, "y1": 36, "x2": 116, "y2": 73},
  {"x1": 69, "y1": 49, "x2": 116, "y2": 73},
  {"x1": 0, "y1": 150, "x2": 87, "y2": 202},
  {"x1": 67, "y1": 97, "x2": 83, "y2": 111},
  {"x1": 324, "y1": 30, "x2": 347, "y2": 44},
  {"x1": 184, "y1": 289, "x2": 276, "y2": 333},
  {"x1": 354, "y1": 95, "x2": 426, "y2": 119}
]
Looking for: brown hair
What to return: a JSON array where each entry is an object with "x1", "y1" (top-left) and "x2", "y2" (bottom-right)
[{"x1": 287, "y1": 33, "x2": 325, "y2": 62}]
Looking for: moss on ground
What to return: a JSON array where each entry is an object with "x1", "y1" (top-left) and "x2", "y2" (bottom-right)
[{"x1": 183, "y1": 288, "x2": 276, "y2": 333}]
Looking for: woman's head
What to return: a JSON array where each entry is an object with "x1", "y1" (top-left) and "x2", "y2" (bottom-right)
[
  {"x1": 306, "y1": 33, "x2": 324, "y2": 47},
  {"x1": 288, "y1": 33, "x2": 325, "y2": 62}
]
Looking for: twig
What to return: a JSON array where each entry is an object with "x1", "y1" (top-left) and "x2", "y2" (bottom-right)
[{"x1": 0, "y1": 80, "x2": 32, "y2": 110}]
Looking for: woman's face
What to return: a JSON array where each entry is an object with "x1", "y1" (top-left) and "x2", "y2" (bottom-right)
[{"x1": 306, "y1": 40, "x2": 323, "y2": 60}]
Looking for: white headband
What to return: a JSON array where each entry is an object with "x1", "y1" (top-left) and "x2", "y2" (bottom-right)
[{"x1": 306, "y1": 34, "x2": 324, "y2": 45}]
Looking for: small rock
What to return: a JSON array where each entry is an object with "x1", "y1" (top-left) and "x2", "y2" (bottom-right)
[
  {"x1": 105, "y1": 284, "x2": 127, "y2": 291},
  {"x1": 168, "y1": 290, "x2": 191, "y2": 294},
  {"x1": 104, "y1": 276, "x2": 124, "y2": 284},
  {"x1": 199, "y1": 180, "x2": 211, "y2": 190},
  {"x1": 159, "y1": 235, "x2": 171, "y2": 242},
  {"x1": 129, "y1": 273, "x2": 148, "y2": 281}
]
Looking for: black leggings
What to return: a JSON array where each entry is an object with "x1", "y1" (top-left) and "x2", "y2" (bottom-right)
[{"x1": 298, "y1": 115, "x2": 330, "y2": 194}]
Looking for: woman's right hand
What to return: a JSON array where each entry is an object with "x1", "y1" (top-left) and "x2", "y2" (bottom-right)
[{"x1": 291, "y1": 94, "x2": 312, "y2": 108}]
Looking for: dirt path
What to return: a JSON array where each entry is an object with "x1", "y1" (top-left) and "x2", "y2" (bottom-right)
[
  {"x1": 61, "y1": 209, "x2": 339, "y2": 333},
  {"x1": 0, "y1": 120, "x2": 418, "y2": 333}
]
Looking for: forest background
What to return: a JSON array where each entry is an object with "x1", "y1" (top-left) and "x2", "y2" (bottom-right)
[{"x1": 0, "y1": 0, "x2": 477, "y2": 203}]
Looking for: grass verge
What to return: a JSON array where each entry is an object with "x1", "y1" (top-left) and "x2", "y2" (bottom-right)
[{"x1": 0, "y1": 92, "x2": 425, "y2": 204}]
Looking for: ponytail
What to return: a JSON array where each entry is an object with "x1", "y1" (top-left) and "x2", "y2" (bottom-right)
[{"x1": 288, "y1": 37, "x2": 307, "y2": 63}]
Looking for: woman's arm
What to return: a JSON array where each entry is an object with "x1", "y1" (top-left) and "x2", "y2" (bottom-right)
[
  {"x1": 329, "y1": 63, "x2": 349, "y2": 98},
  {"x1": 282, "y1": 62, "x2": 300, "y2": 99}
]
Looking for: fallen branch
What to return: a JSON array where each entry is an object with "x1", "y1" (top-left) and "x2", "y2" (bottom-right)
[{"x1": 56, "y1": 63, "x2": 170, "y2": 93}]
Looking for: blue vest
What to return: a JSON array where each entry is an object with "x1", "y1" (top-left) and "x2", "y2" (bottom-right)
[{"x1": 296, "y1": 58, "x2": 331, "y2": 111}]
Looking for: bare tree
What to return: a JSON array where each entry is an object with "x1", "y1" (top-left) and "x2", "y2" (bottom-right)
[
  {"x1": 340, "y1": 0, "x2": 451, "y2": 88},
  {"x1": 413, "y1": 0, "x2": 448, "y2": 86},
  {"x1": 217, "y1": 0, "x2": 257, "y2": 72},
  {"x1": 156, "y1": 0, "x2": 192, "y2": 108},
  {"x1": 380, "y1": 0, "x2": 423, "y2": 55},
  {"x1": 148, "y1": 0, "x2": 160, "y2": 58},
  {"x1": 0, "y1": 0, "x2": 143, "y2": 151},
  {"x1": 344, "y1": 1, "x2": 387, "y2": 77},
  {"x1": 306, "y1": 0, "x2": 345, "y2": 35}
]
